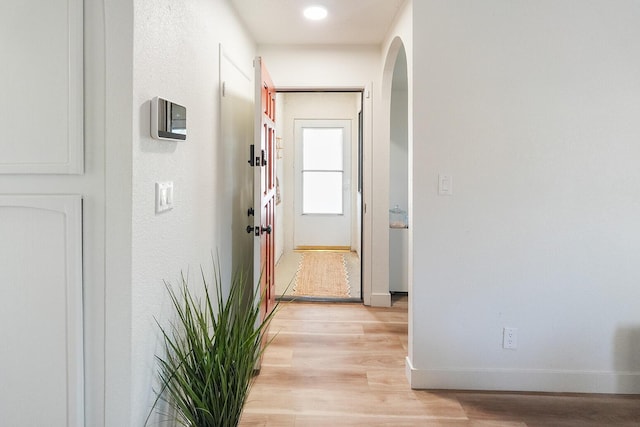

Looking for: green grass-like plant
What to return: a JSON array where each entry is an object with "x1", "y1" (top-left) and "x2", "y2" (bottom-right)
[{"x1": 145, "y1": 262, "x2": 276, "y2": 427}]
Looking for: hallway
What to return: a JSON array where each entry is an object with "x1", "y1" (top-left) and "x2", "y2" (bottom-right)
[{"x1": 240, "y1": 297, "x2": 640, "y2": 426}]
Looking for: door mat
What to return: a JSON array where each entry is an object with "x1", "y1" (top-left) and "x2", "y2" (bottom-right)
[{"x1": 293, "y1": 252, "x2": 351, "y2": 298}]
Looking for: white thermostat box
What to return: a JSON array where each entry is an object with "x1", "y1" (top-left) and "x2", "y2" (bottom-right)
[{"x1": 151, "y1": 96, "x2": 187, "y2": 141}]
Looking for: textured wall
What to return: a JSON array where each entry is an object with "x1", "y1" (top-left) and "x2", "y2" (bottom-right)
[
  {"x1": 130, "y1": 0, "x2": 256, "y2": 424},
  {"x1": 410, "y1": 0, "x2": 640, "y2": 393}
]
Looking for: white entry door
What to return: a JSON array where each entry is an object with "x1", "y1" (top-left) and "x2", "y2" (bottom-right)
[
  {"x1": 294, "y1": 119, "x2": 352, "y2": 248},
  {"x1": 219, "y1": 47, "x2": 254, "y2": 286}
]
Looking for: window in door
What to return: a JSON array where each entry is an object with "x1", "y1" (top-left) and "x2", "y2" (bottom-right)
[{"x1": 301, "y1": 127, "x2": 344, "y2": 215}]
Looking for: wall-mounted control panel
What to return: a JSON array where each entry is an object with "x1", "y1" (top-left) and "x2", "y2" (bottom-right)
[{"x1": 151, "y1": 97, "x2": 187, "y2": 141}]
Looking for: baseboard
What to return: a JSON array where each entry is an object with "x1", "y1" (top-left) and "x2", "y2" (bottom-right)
[
  {"x1": 406, "y1": 364, "x2": 640, "y2": 394},
  {"x1": 370, "y1": 292, "x2": 391, "y2": 307},
  {"x1": 405, "y1": 356, "x2": 414, "y2": 385}
]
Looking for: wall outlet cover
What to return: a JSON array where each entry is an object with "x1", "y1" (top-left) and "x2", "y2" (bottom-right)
[{"x1": 503, "y1": 327, "x2": 518, "y2": 349}]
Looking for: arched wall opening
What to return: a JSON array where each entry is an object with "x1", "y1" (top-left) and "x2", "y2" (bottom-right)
[
  {"x1": 388, "y1": 45, "x2": 409, "y2": 296},
  {"x1": 378, "y1": 36, "x2": 413, "y2": 377},
  {"x1": 376, "y1": 36, "x2": 409, "y2": 306}
]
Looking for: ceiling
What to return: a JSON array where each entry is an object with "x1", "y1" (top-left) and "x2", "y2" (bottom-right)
[{"x1": 229, "y1": 0, "x2": 406, "y2": 45}]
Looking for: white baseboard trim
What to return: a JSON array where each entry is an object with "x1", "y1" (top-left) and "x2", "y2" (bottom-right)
[
  {"x1": 405, "y1": 356, "x2": 414, "y2": 385},
  {"x1": 370, "y1": 292, "x2": 391, "y2": 307},
  {"x1": 406, "y1": 364, "x2": 640, "y2": 394}
]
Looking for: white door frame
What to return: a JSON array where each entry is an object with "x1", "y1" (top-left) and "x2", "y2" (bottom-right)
[{"x1": 276, "y1": 87, "x2": 373, "y2": 305}]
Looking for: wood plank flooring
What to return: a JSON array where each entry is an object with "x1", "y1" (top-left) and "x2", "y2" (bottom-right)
[{"x1": 240, "y1": 296, "x2": 640, "y2": 426}]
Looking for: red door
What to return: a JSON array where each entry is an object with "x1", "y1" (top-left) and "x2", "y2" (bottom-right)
[{"x1": 253, "y1": 57, "x2": 276, "y2": 321}]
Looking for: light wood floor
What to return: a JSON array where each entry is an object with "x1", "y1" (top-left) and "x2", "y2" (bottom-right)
[{"x1": 240, "y1": 296, "x2": 640, "y2": 426}]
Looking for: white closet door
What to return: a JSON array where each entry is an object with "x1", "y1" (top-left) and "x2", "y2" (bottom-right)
[
  {"x1": 0, "y1": 0, "x2": 83, "y2": 174},
  {"x1": 0, "y1": 195, "x2": 84, "y2": 427}
]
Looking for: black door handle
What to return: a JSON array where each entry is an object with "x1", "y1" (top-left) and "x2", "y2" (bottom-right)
[{"x1": 248, "y1": 225, "x2": 271, "y2": 235}]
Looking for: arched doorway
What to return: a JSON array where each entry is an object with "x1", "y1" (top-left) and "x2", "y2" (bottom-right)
[
  {"x1": 380, "y1": 36, "x2": 412, "y2": 373},
  {"x1": 388, "y1": 44, "x2": 409, "y2": 295},
  {"x1": 378, "y1": 37, "x2": 410, "y2": 303}
]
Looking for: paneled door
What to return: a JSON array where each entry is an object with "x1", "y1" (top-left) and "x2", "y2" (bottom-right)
[
  {"x1": 0, "y1": 195, "x2": 84, "y2": 427},
  {"x1": 294, "y1": 119, "x2": 352, "y2": 248},
  {"x1": 252, "y1": 57, "x2": 277, "y2": 321}
]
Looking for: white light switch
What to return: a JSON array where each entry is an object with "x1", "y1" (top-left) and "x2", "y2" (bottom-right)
[
  {"x1": 438, "y1": 174, "x2": 453, "y2": 195},
  {"x1": 155, "y1": 181, "x2": 174, "y2": 213}
]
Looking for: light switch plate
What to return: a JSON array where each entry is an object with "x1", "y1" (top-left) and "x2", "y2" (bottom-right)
[
  {"x1": 155, "y1": 181, "x2": 174, "y2": 213},
  {"x1": 438, "y1": 174, "x2": 453, "y2": 195}
]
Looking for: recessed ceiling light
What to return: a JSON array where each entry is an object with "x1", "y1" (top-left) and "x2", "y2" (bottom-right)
[{"x1": 303, "y1": 5, "x2": 328, "y2": 21}]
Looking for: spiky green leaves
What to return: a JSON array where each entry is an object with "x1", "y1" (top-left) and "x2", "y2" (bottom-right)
[{"x1": 147, "y1": 262, "x2": 276, "y2": 427}]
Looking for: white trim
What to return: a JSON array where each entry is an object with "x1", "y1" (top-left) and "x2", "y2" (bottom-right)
[
  {"x1": 405, "y1": 356, "x2": 415, "y2": 386},
  {"x1": 276, "y1": 86, "x2": 365, "y2": 92},
  {"x1": 270, "y1": 85, "x2": 372, "y2": 304},
  {"x1": 67, "y1": 0, "x2": 84, "y2": 174},
  {"x1": 361, "y1": 81, "x2": 374, "y2": 306},
  {"x1": 370, "y1": 292, "x2": 391, "y2": 307},
  {"x1": 408, "y1": 366, "x2": 640, "y2": 394}
]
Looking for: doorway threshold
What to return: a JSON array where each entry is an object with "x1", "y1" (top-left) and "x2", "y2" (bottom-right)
[
  {"x1": 277, "y1": 295, "x2": 362, "y2": 304},
  {"x1": 294, "y1": 246, "x2": 351, "y2": 252}
]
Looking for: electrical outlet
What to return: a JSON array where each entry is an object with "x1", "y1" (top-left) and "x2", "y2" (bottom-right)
[{"x1": 503, "y1": 327, "x2": 518, "y2": 349}]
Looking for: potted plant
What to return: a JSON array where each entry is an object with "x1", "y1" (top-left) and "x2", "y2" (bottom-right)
[{"x1": 145, "y1": 261, "x2": 276, "y2": 427}]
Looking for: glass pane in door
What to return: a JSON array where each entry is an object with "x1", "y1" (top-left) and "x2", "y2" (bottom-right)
[
  {"x1": 302, "y1": 128, "x2": 343, "y2": 170},
  {"x1": 301, "y1": 127, "x2": 344, "y2": 215},
  {"x1": 302, "y1": 171, "x2": 343, "y2": 214}
]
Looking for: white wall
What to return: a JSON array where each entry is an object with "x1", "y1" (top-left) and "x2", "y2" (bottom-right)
[
  {"x1": 258, "y1": 45, "x2": 380, "y2": 89},
  {"x1": 0, "y1": 0, "x2": 112, "y2": 425},
  {"x1": 104, "y1": 0, "x2": 134, "y2": 425},
  {"x1": 409, "y1": 0, "x2": 640, "y2": 393},
  {"x1": 130, "y1": 0, "x2": 256, "y2": 425},
  {"x1": 389, "y1": 50, "x2": 409, "y2": 212}
]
